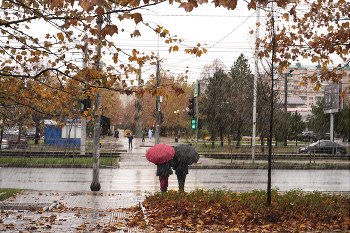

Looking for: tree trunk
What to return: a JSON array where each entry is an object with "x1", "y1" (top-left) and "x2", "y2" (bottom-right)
[{"x1": 220, "y1": 128, "x2": 224, "y2": 147}]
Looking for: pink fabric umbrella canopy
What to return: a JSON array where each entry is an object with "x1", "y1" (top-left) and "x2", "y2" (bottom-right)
[{"x1": 146, "y1": 144, "x2": 175, "y2": 164}]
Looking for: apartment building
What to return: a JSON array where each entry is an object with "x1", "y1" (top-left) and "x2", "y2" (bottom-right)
[{"x1": 272, "y1": 64, "x2": 350, "y2": 110}]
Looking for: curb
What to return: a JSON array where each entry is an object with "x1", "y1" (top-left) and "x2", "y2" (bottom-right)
[
  {"x1": 0, "y1": 163, "x2": 349, "y2": 170},
  {"x1": 0, "y1": 163, "x2": 116, "y2": 168},
  {"x1": 190, "y1": 164, "x2": 350, "y2": 170}
]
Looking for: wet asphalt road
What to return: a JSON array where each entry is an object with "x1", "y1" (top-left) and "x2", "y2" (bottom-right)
[
  {"x1": 0, "y1": 167, "x2": 349, "y2": 193},
  {"x1": 0, "y1": 133, "x2": 349, "y2": 193}
]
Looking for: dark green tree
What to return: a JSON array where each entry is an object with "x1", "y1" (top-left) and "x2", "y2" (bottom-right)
[
  {"x1": 200, "y1": 68, "x2": 231, "y2": 148},
  {"x1": 272, "y1": 109, "x2": 288, "y2": 143},
  {"x1": 335, "y1": 103, "x2": 350, "y2": 139},
  {"x1": 256, "y1": 78, "x2": 273, "y2": 151},
  {"x1": 228, "y1": 54, "x2": 253, "y2": 147},
  {"x1": 289, "y1": 111, "x2": 305, "y2": 144},
  {"x1": 307, "y1": 99, "x2": 329, "y2": 134}
]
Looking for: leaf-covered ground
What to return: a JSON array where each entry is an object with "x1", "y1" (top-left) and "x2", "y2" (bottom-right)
[{"x1": 125, "y1": 189, "x2": 350, "y2": 232}]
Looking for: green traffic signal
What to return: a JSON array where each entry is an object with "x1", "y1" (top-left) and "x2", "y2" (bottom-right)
[{"x1": 191, "y1": 119, "x2": 196, "y2": 129}]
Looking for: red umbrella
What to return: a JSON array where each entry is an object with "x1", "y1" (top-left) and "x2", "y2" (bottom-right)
[{"x1": 146, "y1": 144, "x2": 175, "y2": 164}]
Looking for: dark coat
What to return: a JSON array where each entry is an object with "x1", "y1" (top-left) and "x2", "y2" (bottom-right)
[
  {"x1": 114, "y1": 130, "x2": 119, "y2": 138},
  {"x1": 128, "y1": 134, "x2": 133, "y2": 142},
  {"x1": 170, "y1": 158, "x2": 188, "y2": 176},
  {"x1": 156, "y1": 162, "x2": 171, "y2": 177}
]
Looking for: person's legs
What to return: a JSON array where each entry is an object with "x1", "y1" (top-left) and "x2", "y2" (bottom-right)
[
  {"x1": 159, "y1": 176, "x2": 168, "y2": 192},
  {"x1": 177, "y1": 174, "x2": 186, "y2": 192}
]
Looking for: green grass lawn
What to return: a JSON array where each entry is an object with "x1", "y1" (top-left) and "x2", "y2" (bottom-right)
[
  {"x1": 0, "y1": 188, "x2": 26, "y2": 201},
  {"x1": 0, "y1": 157, "x2": 119, "y2": 166}
]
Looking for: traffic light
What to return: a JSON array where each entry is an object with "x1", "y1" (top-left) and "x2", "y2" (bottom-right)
[
  {"x1": 81, "y1": 97, "x2": 91, "y2": 111},
  {"x1": 160, "y1": 112, "x2": 164, "y2": 124},
  {"x1": 152, "y1": 123, "x2": 155, "y2": 128},
  {"x1": 198, "y1": 118, "x2": 202, "y2": 130},
  {"x1": 188, "y1": 97, "x2": 195, "y2": 118},
  {"x1": 191, "y1": 119, "x2": 196, "y2": 129}
]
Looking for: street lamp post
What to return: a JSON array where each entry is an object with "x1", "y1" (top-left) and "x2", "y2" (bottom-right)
[{"x1": 284, "y1": 69, "x2": 294, "y2": 146}]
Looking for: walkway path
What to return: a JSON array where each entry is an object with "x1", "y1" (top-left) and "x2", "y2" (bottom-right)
[{"x1": 0, "y1": 132, "x2": 205, "y2": 232}]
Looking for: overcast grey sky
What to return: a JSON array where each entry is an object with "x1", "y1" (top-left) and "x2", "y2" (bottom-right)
[{"x1": 103, "y1": 1, "x2": 261, "y2": 84}]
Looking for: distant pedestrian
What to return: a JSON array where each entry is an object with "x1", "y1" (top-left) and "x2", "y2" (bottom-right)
[
  {"x1": 178, "y1": 129, "x2": 181, "y2": 138},
  {"x1": 128, "y1": 132, "x2": 133, "y2": 149},
  {"x1": 114, "y1": 129, "x2": 119, "y2": 141},
  {"x1": 148, "y1": 129, "x2": 152, "y2": 141},
  {"x1": 156, "y1": 161, "x2": 172, "y2": 193},
  {"x1": 170, "y1": 157, "x2": 188, "y2": 192},
  {"x1": 142, "y1": 128, "x2": 146, "y2": 142}
]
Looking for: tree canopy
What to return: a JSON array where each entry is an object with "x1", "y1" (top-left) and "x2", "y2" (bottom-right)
[
  {"x1": 0, "y1": 0, "x2": 210, "y2": 126},
  {"x1": 258, "y1": 0, "x2": 350, "y2": 90},
  {"x1": 0, "y1": 0, "x2": 321, "y2": 128}
]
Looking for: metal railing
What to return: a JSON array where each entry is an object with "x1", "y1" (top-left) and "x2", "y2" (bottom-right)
[
  {"x1": 191, "y1": 140, "x2": 349, "y2": 160},
  {"x1": 0, "y1": 139, "x2": 124, "y2": 158}
]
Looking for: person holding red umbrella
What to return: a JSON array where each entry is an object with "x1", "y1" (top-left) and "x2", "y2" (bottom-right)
[
  {"x1": 145, "y1": 144, "x2": 175, "y2": 193},
  {"x1": 155, "y1": 161, "x2": 172, "y2": 193}
]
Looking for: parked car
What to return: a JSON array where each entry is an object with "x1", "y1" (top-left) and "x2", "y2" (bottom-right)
[
  {"x1": 23, "y1": 127, "x2": 42, "y2": 140},
  {"x1": 343, "y1": 136, "x2": 350, "y2": 142},
  {"x1": 3, "y1": 126, "x2": 19, "y2": 135},
  {"x1": 1, "y1": 139, "x2": 9, "y2": 149},
  {"x1": 320, "y1": 133, "x2": 330, "y2": 140},
  {"x1": 296, "y1": 132, "x2": 318, "y2": 142},
  {"x1": 298, "y1": 141, "x2": 347, "y2": 154},
  {"x1": 2, "y1": 133, "x2": 27, "y2": 149}
]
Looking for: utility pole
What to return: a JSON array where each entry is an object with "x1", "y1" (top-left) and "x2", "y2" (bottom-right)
[
  {"x1": 90, "y1": 16, "x2": 103, "y2": 191},
  {"x1": 135, "y1": 64, "x2": 143, "y2": 138},
  {"x1": 194, "y1": 81, "x2": 200, "y2": 151},
  {"x1": 155, "y1": 58, "x2": 160, "y2": 145},
  {"x1": 252, "y1": 5, "x2": 260, "y2": 163},
  {"x1": 81, "y1": 38, "x2": 87, "y2": 156},
  {"x1": 284, "y1": 69, "x2": 294, "y2": 146},
  {"x1": 155, "y1": 32, "x2": 160, "y2": 145},
  {"x1": 195, "y1": 96, "x2": 199, "y2": 151},
  {"x1": 267, "y1": 2, "x2": 275, "y2": 206}
]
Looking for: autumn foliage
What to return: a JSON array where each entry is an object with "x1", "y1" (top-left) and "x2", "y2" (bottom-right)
[
  {"x1": 257, "y1": 0, "x2": 350, "y2": 90},
  {"x1": 127, "y1": 189, "x2": 349, "y2": 232}
]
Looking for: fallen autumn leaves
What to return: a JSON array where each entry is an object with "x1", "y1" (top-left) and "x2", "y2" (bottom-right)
[
  {"x1": 0, "y1": 189, "x2": 349, "y2": 232},
  {"x1": 126, "y1": 189, "x2": 350, "y2": 232}
]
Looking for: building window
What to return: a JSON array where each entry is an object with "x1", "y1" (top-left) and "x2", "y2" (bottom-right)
[
  {"x1": 294, "y1": 86, "x2": 299, "y2": 89},
  {"x1": 309, "y1": 97, "x2": 313, "y2": 100}
]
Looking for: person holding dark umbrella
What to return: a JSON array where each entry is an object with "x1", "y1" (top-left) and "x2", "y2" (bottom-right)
[
  {"x1": 170, "y1": 157, "x2": 188, "y2": 192},
  {"x1": 171, "y1": 144, "x2": 199, "y2": 192}
]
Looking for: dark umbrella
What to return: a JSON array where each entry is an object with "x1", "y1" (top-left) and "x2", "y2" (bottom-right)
[
  {"x1": 146, "y1": 144, "x2": 175, "y2": 164},
  {"x1": 173, "y1": 144, "x2": 199, "y2": 165}
]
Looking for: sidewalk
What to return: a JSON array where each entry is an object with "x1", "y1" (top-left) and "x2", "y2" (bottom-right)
[{"x1": 0, "y1": 133, "x2": 205, "y2": 232}]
